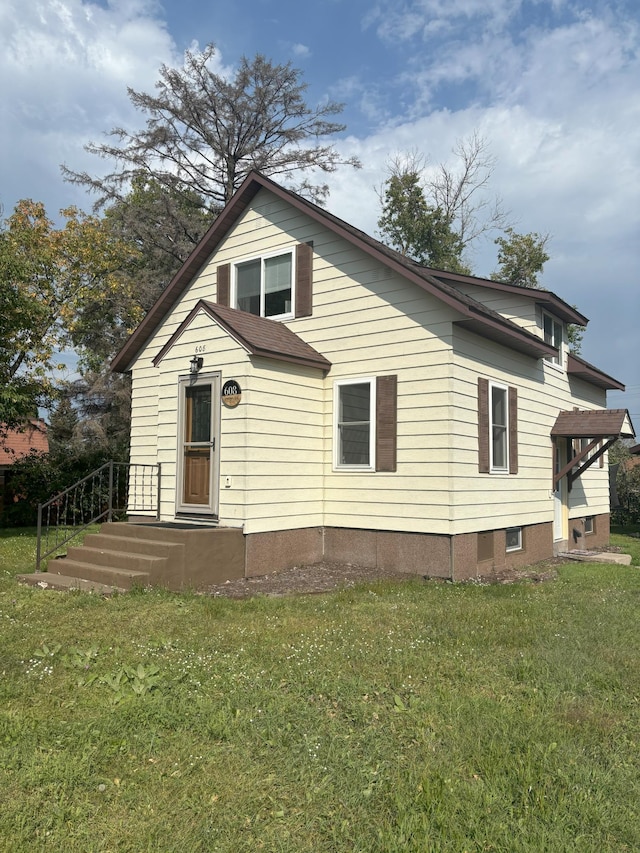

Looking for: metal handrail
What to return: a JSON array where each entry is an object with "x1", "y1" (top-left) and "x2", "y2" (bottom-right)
[{"x1": 36, "y1": 461, "x2": 161, "y2": 572}]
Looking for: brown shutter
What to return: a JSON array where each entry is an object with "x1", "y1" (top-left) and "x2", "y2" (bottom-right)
[
  {"x1": 508, "y1": 386, "x2": 518, "y2": 474},
  {"x1": 295, "y1": 242, "x2": 313, "y2": 318},
  {"x1": 478, "y1": 377, "x2": 490, "y2": 473},
  {"x1": 217, "y1": 263, "x2": 230, "y2": 306},
  {"x1": 376, "y1": 375, "x2": 397, "y2": 472}
]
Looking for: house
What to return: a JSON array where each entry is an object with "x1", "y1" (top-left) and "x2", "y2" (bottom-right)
[
  {"x1": 0, "y1": 419, "x2": 49, "y2": 520},
  {"x1": 109, "y1": 171, "x2": 635, "y2": 582}
]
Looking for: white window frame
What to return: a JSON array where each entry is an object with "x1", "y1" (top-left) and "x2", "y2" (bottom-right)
[
  {"x1": 584, "y1": 516, "x2": 594, "y2": 535},
  {"x1": 506, "y1": 526, "x2": 523, "y2": 552},
  {"x1": 543, "y1": 312, "x2": 564, "y2": 368},
  {"x1": 333, "y1": 377, "x2": 376, "y2": 471},
  {"x1": 489, "y1": 381, "x2": 509, "y2": 474},
  {"x1": 232, "y1": 248, "x2": 295, "y2": 320}
]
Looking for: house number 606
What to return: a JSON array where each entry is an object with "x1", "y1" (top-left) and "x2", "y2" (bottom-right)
[{"x1": 195, "y1": 345, "x2": 206, "y2": 354}]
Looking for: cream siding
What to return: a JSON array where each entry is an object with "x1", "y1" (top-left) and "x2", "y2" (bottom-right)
[
  {"x1": 127, "y1": 185, "x2": 614, "y2": 541},
  {"x1": 449, "y1": 326, "x2": 609, "y2": 535}
]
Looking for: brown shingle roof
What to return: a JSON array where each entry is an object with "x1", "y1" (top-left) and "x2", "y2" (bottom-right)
[
  {"x1": 152, "y1": 300, "x2": 331, "y2": 372},
  {"x1": 0, "y1": 420, "x2": 49, "y2": 465},
  {"x1": 551, "y1": 409, "x2": 635, "y2": 439}
]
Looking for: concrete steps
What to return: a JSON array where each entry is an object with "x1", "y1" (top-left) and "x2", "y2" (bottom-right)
[
  {"x1": 16, "y1": 571, "x2": 125, "y2": 595},
  {"x1": 19, "y1": 521, "x2": 246, "y2": 592}
]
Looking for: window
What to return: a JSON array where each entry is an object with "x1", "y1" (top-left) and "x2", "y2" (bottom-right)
[
  {"x1": 335, "y1": 379, "x2": 374, "y2": 469},
  {"x1": 584, "y1": 516, "x2": 594, "y2": 535},
  {"x1": 543, "y1": 313, "x2": 563, "y2": 365},
  {"x1": 234, "y1": 251, "x2": 293, "y2": 318},
  {"x1": 490, "y1": 383, "x2": 508, "y2": 472},
  {"x1": 333, "y1": 376, "x2": 398, "y2": 472},
  {"x1": 506, "y1": 527, "x2": 523, "y2": 552},
  {"x1": 478, "y1": 378, "x2": 518, "y2": 475}
]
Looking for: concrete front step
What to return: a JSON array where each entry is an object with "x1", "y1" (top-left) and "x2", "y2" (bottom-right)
[
  {"x1": 64, "y1": 544, "x2": 167, "y2": 574},
  {"x1": 82, "y1": 532, "x2": 182, "y2": 559},
  {"x1": 559, "y1": 550, "x2": 632, "y2": 565},
  {"x1": 46, "y1": 558, "x2": 150, "y2": 590},
  {"x1": 17, "y1": 572, "x2": 125, "y2": 595}
]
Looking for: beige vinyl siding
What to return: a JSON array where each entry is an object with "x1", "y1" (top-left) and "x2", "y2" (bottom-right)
[
  {"x1": 127, "y1": 185, "x2": 611, "y2": 540},
  {"x1": 239, "y1": 357, "x2": 324, "y2": 533},
  {"x1": 449, "y1": 325, "x2": 609, "y2": 534},
  {"x1": 449, "y1": 282, "x2": 540, "y2": 335}
]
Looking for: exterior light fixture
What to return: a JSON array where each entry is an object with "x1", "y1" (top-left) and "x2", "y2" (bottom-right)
[{"x1": 190, "y1": 355, "x2": 203, "y2": 374}]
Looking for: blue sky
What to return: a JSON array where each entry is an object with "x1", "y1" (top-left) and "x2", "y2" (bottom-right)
[{"x1": 1, "y1": 0, "x2": 639, "y2": 424}]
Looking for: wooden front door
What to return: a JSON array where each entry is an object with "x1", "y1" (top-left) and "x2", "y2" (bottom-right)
[{"x1": 178, "y1": 374, "x2": 219, "y2": 516}]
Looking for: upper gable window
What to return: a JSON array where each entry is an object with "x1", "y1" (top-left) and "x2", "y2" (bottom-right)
[
  {"x1": 235, "y1": 251, "x2": 293, "y2": 319},
  {"x1": 543, "y1": 313, "x2": 563, "y2": 366}
]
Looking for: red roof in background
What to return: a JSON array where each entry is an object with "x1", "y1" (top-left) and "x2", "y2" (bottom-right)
[{"x1": 0, "y1": 419, "x2": 49, "y2": 465}]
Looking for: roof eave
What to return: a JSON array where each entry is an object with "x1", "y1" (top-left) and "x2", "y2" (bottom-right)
[{"x1": 567, "y1": 353, "x2": 625, "y2": 391}]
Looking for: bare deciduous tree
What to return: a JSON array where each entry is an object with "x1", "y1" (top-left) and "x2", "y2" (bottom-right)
[{"x1": 62, "y1": 44, "x2": 360, "y2": 215}]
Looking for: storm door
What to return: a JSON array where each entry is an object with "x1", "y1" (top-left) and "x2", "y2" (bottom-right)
[{"x1": 177, "y1": 373, "x2": 220, "y2": 516}]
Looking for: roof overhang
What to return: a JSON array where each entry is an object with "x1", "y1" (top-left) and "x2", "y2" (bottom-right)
[
  {"x1": 551, "y1": 408, "x2": 635, "y2": 440},
  {"x1": 566, "y1": 353, "x2": 625, "y2": 391},
  {"x1": 551, "y1": 408, "x2": 635, "y2": 489},
  {"x1": 152, "y1": 300, "x2": 332, "y2": 373}
]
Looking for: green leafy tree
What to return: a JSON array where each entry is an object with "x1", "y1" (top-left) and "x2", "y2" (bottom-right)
[
  {"x1": 376, "y1": 137, "x2": 508, "y2": 272},
  {"x1": 492, "y1": 227, "x2": 584, "y2": 353},
  {"x1": 0, "y1": 199, "x2": 137, "y2": 448},
  {"x1": 377, "y1": 168, "x2": 469, "y2": 272},
  {"x1": 492, "y1": 227, "x2": 550, "y2": 289}
]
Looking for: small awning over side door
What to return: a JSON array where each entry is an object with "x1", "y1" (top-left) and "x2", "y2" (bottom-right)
[{"x1": 551, "y1": 408, "x2": 636, "y2": 489}]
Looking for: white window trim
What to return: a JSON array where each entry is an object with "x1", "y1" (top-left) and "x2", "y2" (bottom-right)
[
  {"x1": 333, "y1": 377, "x2": 376, "y2": 472},
  {"x1": 584, "y1": 516, "x2": 594, "y2": 535},
  {"x1": 489, "y1": 381, "x2": 509, "y2": 474},
  {"x1": 506, "y1": 526, "x2": 523, "y2": 552},
  {"x1": 543, "y1": 311, "x2": 564, "y2": 369},
  {"x1": 232, "y1": 247, "x2": 295, "y2": 320}
]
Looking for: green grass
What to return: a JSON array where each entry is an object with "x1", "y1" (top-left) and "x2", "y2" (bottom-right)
[{"x1": 1, "y1": 530, "x2": 640, "y2": 851}]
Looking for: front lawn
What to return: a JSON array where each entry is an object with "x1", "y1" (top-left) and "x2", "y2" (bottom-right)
[{"x1": 1, "y1": 529, "x2": 639, "y2": 851}]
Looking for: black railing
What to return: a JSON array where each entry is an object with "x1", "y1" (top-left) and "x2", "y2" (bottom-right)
[{"x1": 36, "y1": 462, "x2": 161, "y2": 572}]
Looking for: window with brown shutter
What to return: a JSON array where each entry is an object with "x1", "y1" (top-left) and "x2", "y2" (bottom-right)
[
  {"x1": 334, "y1": 375, "x2": 397, "y2": 471},
  {"x1": 222, "y1": 243, "x2": 313, "y2": 319}
]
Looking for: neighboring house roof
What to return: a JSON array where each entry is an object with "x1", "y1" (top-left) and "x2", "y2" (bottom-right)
[
  {"x1": 0, "y1": 420, "x2": 49, "y2": 467},
  {"x1": 551, "y1": 408, "x2": 635, "y2": 440},
  {"x1": 630, "y1": 443, "x2": 640, "y2": 455},
  {"x1": 153, "y1": 300, "x2": 332, "y2": 372},
  {"x1": 112, "y1": 171, "x2": 570, "y2": 374}
]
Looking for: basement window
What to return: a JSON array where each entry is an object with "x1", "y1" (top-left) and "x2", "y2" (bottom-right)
[
  {"x1": 584, "y1": 516, "x2": 594, "y2": 535},
  {"x1": 506, "y1": 527, "x2": 523, "y2": 552}
]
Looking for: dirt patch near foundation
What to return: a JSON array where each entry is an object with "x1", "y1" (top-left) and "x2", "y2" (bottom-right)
[{"x1": 201, "y1": 560, "x2": 559, "y2": 599}]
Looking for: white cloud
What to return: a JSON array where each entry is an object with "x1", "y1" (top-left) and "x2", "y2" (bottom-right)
[
  {"x1": 291, "y1": 42, "x2": 311, "y2": 58},
  {"x1": 0, "y1": 0, "x2": 177, "y2": 214}
]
